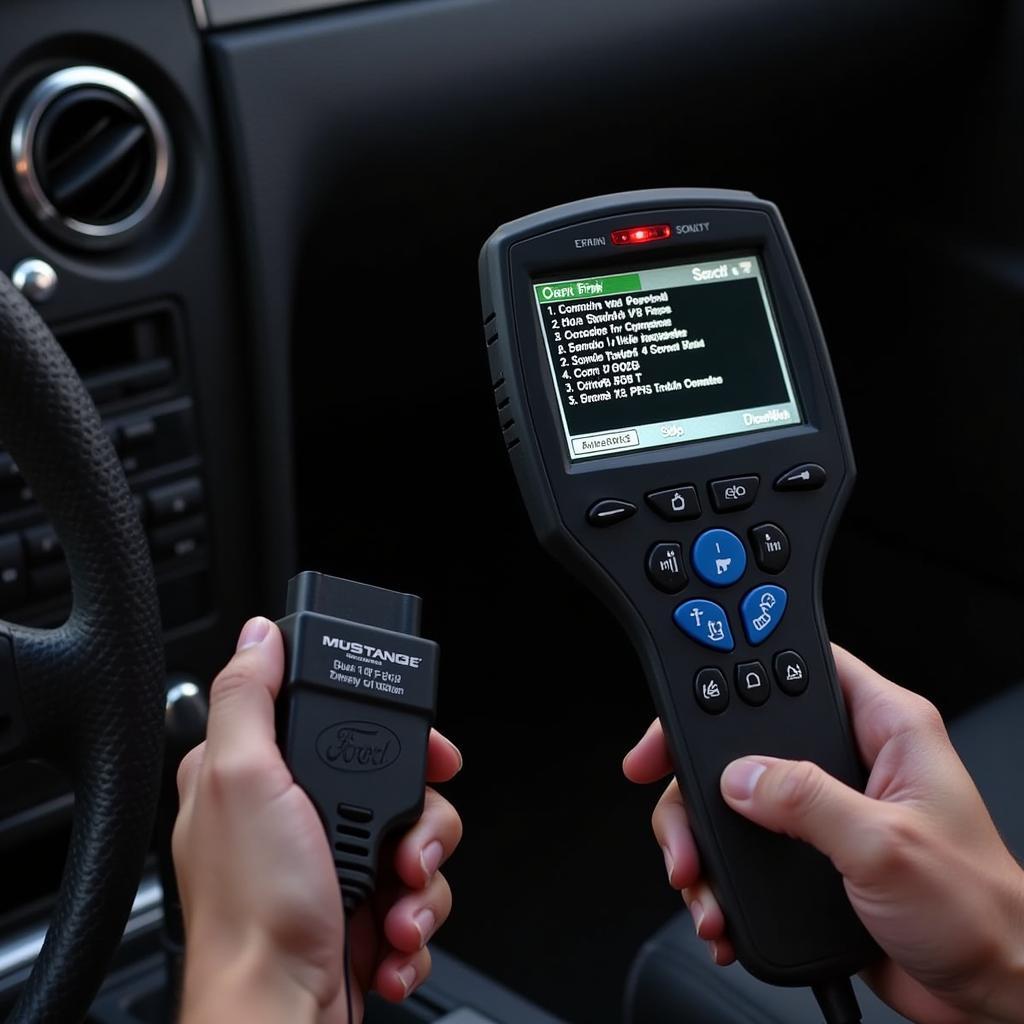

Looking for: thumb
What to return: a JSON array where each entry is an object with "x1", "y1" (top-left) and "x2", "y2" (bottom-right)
[
  {"x1": 721, "y1": 756, "x2": 880, "y2": 872},
  {"x1": 204, "y1": 616, "x2": 284, "y2": 755}
]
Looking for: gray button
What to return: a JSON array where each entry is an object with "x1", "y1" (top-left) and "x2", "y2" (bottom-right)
[
  {"x1": 750, "y1": 522, "x2": 790, "y2": 574},
  {"x1": 148, "y1": 476, "x2": 203, "y2": 524},
  {"x1": 586, "y1": 498, "x2": 637, "y2": 527},
  {"x1": 709, "y1": 475, "x2": 759, "y2": 512},
  {"x1": 774, "y1": 650, "x2": 809, "y2": 696},
  {"x1": 695, "y1": 667, "x2": 729, "y2": 715},
  {"x1": 646, "y1": 542, "x2": 687, "y2": 594},
  {"x1": 736, "y1": 660, "x2": 771, "y2": 707},
  {"x1": 645, "y1": 484, "x2": 701, "y2": 521},
  {"x1": 775, "y1": 463, "x2": 826, "y2": 491}
]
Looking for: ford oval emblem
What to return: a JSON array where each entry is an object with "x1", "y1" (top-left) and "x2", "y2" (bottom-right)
[{"x1": 316, "y1": 721, "x2": 401, "y2": 773}]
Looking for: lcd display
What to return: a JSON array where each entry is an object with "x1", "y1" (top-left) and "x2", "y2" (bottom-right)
[{"x1": 533, "y1": 255, "x2": 801, "y2": 460}]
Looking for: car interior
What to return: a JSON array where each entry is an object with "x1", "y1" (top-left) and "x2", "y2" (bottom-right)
[{"x1": 0, "y1": 1, "x2": 1021, "y2": 1022}]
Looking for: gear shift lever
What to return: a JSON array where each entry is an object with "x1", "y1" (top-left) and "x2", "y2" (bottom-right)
[{"x1": 157, "y1": 675, "x2": 208, "y2": 1017}]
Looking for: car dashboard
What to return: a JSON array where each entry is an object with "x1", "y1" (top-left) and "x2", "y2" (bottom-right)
[{"x1": 0, "y1": 1, "x2": 1018, "y2": 1022}]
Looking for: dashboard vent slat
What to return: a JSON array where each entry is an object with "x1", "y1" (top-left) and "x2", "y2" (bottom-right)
[{"x1": 45, "y1": 118, "x2": 149, "y2": 210}]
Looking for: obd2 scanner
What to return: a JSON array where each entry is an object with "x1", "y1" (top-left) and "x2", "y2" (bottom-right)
[{"x1": 479, "y1": 190, "x2": 876, "y2": 1022}]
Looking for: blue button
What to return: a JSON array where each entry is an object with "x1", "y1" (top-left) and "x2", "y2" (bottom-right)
[
  {"x1": 673, "y1": 599, "x2": 735, "y2": 652},
  {"x1": 691, "y1": 529, "x2": 747, "y2": 587},
  {"x1": 740, "y1": 585, "x2": 788, "y2": 645}
]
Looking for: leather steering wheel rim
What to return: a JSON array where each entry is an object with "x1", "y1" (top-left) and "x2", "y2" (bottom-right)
[{"x1": 0, "y1": 273, "x2": 165, "y2": 1023}]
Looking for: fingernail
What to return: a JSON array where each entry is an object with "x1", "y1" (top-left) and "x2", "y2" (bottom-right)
[
  {"x1": 397, "y1": 963, "x2": 417, "y2": 995},
  {"x1": 446, "y1": 737, "x2": 464, "y2": 773},
  {"x1": 413, "y1": 907, "x2": 436, "y2": 948},
  {"x1": 721, "y1": 758, "x2": 767, "y2": 801},
  {"x1": 420, "y1": 839, "x2": 444, "y2": 880},
  {"x1": 237, "y1": 616, "x2": 270, "y2": 652},
  {"x1": 690, "y1": 899, "x2": 705, "y2": 936},
  {"x1": 661, "y1": 846, "x2": 674, "y2": 885}
]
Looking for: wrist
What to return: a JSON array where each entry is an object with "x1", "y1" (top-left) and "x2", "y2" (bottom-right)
[
  {"x1": 181, "y1": 929, "x2": 320, "y2": 1024},
  {"x1": 970, "y1": 865, "x2": 1024, "y2": 1024}
]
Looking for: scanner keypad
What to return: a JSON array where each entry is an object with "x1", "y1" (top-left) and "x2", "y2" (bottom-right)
[
  {"x1": 590, "y1": 467, "x2": 820, "y2": 712},
  {"x1": 611, "y1": 467, "x2": 820, "y2": 713}
]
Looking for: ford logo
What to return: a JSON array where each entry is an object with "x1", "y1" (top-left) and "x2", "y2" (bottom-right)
[{"x1": 316, "y1": 721, "x2": 400, "y2": 773}]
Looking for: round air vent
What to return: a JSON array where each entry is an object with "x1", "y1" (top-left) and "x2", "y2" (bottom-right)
[{"x1": 10, "y1": 66, "x2": 171, "y2": 246}]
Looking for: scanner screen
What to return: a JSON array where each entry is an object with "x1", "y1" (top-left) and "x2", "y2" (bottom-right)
[{"x1": 533, "y1": 255, "x2": 802, "y2": 460}]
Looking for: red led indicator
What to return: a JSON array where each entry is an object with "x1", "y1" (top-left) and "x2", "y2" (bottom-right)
[{"x1": 610, "y1": 224, "x2": 671, "y2": 246}]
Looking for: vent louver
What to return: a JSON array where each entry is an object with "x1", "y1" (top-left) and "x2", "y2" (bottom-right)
[{"x1": 10, "y1": 67, "x2": 170, "y2": 247}]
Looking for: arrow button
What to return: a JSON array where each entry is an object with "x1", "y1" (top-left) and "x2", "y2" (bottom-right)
[{"x1": 774, "y1": 463, "x2": 826, "y2": 491}]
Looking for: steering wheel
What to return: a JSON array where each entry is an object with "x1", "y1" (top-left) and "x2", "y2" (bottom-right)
[{"x1": 0, "y1": 272, "x2": 165, "y2": 1022}]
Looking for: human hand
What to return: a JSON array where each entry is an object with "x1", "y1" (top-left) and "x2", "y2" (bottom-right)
[
  {"x1": 623, "y1": 645, "x2": 1024, "y2": 1024},
  {"x1": 174, "y1": 616, "x2": 463, "y2": 1024}
]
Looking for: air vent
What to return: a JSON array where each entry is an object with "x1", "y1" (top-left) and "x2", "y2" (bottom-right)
[{"x1": 10, "y1": 67, "x2": 171, "y2": 247}]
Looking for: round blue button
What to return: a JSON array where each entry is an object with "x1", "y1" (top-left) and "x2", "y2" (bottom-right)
[{"x1": 691, "y1": 529, "x2": 747, "y2": 587}]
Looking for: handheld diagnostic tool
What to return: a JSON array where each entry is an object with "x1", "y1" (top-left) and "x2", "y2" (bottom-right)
[{"x1": 479, "y1": 190, "x2": 876, "y2": 988}]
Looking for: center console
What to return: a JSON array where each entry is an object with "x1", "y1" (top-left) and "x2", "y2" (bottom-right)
[
  {"x1": 0, "y1": 304, "x2": 211, "y2": 632},
  {"x1": 0, "y1": 0, "x2": 265, "y2": 1001}
]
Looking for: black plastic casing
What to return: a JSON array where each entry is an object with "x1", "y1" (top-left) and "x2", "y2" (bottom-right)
[
  {"x1": 479, "y1": 190, "x2": 877, "y2": 985},
  {"x1": 277, "y1": 572, "x2": 439, "y2": 910}
]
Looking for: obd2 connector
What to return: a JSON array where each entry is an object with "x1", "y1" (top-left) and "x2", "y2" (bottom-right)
[{"x1": 277, "y1": 571, "x2": 439, "y2": 912}]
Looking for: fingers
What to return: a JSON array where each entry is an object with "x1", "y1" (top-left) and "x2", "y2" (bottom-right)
[
  {"x1": 196, "y1": 617, "x2": 294, "y2": 805},
  {"x1": 625, "y1": 721, "x2": 739, "y2": 970},
  {"x1": 383, "y1": 872, "x2": 452, "y2": 953},
  {"x1": 175, "y1": 618, "x2": 283, "y2": 799},
  {"x1": 393, "y1": 788, "x2": 463, "y2": 889},
  {"x1": 625, "y1": 721, "x2": 700, "y2": 888},
  {"x1": 831, "y1": 644, "x2": 947, "y2": 766},
  {"x1": 623, "y1": 719, "x2": 674, "y2": 783},
  {"x1": 176, "y1": 741, "x2": 206, "y2": 807},
  {"x1": 651, "y1": 780, "x2": 702, "y2": 890},
  {"x1": 374, "y1": 946, "x2": 432, "y2": 1003},
  {"x1": 425, "y1": 729, "x2": 463, "y2": 783},
  {"x1": 683, "y1": 881, "x2": 736, "y2": 966},
  {"x1": 709, "y1": 937, "x2": 737, "y2": 966},
  {"x1": 683, "y1": 880, "x2": 725, "y2": 941},
  {"x1": 680, "y1": 881, "x2": 735, "y2": 966},
  {"x1": 720, "y1": 755, "x2": 886, "y2": 876},
  {"x1": 204, "y1": 617, "x2": 284, "y2": 754},
  {"x1": 372, "y1": 766, "x2": 461, "y2": 1001}
]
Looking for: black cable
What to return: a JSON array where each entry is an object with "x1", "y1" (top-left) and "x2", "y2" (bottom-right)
[
  {"x1": 343, "y1": 916, "x2": 355, "y2": 1024},
  {"x1": 813, "y1": 977, "x2": 862, "y2": 1024}
]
